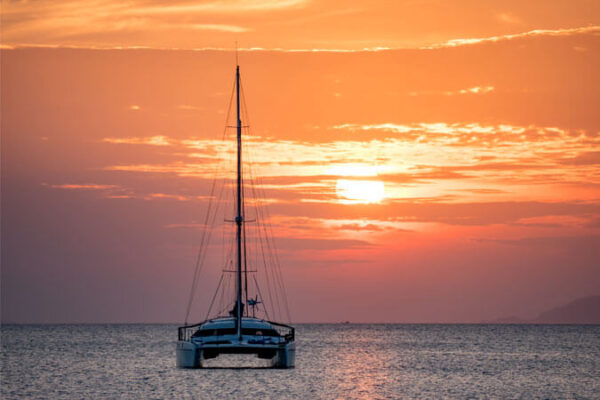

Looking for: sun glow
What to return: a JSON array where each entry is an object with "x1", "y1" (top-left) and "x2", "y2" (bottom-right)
[
  {"x1": 326, "y1": 164, "x2": 383, "y2": 177},
  {"x1": 336, "y1": 179, "x2": 385, "y2": 204}
]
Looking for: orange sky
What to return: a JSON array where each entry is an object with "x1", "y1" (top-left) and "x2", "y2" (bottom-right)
[{"x1": 1, "y1": 0, "x2": 599, "y2": 323}]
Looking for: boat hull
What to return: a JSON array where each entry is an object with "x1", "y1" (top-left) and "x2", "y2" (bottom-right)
[
  {"x1": 272, "y1": 341, "x2": 295, "y2": 368},
  {"x1": 176, "y1": 340, "x2": 201, "y2": 368},
  {"x1": 175, "y1": 340, "x2": 295, "y2": 368}
]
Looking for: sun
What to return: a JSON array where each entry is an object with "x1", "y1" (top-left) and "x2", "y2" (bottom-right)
[{"x1": 336, "y1": 179, "x2": 385, "y2": 204}]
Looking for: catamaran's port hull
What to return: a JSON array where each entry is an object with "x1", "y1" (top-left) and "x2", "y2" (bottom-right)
[{"x1": 176, "y1": 340, "x2": 295, "y2": 368}]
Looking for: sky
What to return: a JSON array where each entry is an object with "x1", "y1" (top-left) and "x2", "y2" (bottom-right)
[{"x1": 1, "y1": 0, "x2": 599, "y2": 323}]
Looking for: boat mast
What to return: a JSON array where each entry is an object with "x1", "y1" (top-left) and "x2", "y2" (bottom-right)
[{"x1": 235, "y1": 65, "x2": 243, "y2": 340}]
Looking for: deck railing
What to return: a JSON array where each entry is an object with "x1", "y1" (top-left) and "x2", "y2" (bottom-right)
[
  {"x1": 178, "y1": 320, "x2": 295, "y2": 343},
  {"x1": 178, "y1": 322, "x2": 204, "y2": 341}
]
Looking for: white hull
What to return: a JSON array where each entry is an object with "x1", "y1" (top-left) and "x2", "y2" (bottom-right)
[
  {"x1": 272, "y1": 341, "x2": 295, "y2": 368},
  {"x1": 176, "y1": 340, "x2": 295, "y2": 368},
  {"x1": 176, "y1": 340, "x2": 200, "y2": 368}
]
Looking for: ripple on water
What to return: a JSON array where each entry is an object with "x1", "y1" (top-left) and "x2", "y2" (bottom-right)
[{"x1": 2, "y1": 324, "x2": 600, "y2": 399}]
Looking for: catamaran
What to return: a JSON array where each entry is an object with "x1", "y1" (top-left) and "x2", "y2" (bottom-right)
[{"x1": 176, "y1": 63, "x2": 295, "y2": 368}]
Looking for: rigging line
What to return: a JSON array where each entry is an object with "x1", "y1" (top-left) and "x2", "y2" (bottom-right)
[
  {"x1": 205, "y1": 273, "x2": 225, "y2": 320},
  {"x1": 262, "y1": 214, "x2": 283, "y2": 320},
  {"x1": 221, "y1": 268, "x2": 233, "y2": 317},
  {"x1": 193, "y1": 75, "x2": 238, "y2": 316},
  {"x1": 187, "y1": 132, "x2": 231, "y2": 321},
  {"x1": 239, "y1": 118, "x2": 249, "y2": 316},
  {"x1": 254, "y1": 196, "x2": 279, "y2": 320},
  {"x1": 183, "y1": 155, "x2": 221, "y2": 324},
  {"x1": 247, "y1": 169, "x2": 264, "y2": 313},
  {"x1": 240, "y1": 102, "x2": 256, "y2": 318},
  {"x1": 223, "y1": 222, "x2": 236, "y2": 282},
  {"x1": 184, "y1": 75, "x2": 236, "y2": 324},
  {"x1": 247, "y1": 141, "x2": 291, "y2": 322},
  {"x1": 239, "y1": 80, "x2": 270, "y2": 318},
  {"x1": 217, "y1": 265, "x2": 229, "y2": 317},
  {"x1": 191, "y1": 162, "x2": 230, "y2": 320},
  {"x1": 247, "y1": 165, "x2": 276, "y2": 319},
  {"x1": 249, "y1": 173, "x2": 284, "y2": 321},
  {"x1": 240, "y1": 76, "x2": 288, "y2": 322},
  {"x1": 225, "y1": 270, "x2": 235, "y2": 314},
  {"x1": 238, "y1": 80, "x2": 279, "y2": 319},
  {"x1": 253, "y1": 274, "x2": 271, "y2": 321},
  {"x1": 242, "y1": 185, "x2": 250, "y2": 317},
  {"x1": 221, "y1": 157, "x2": 234, "y2": 269},
  {"x1": 259, "y1": 178, "x2": 292, "y2": 322},
  {"x1": 256, "y1": 175, "x2": 289, "y2": 322}
]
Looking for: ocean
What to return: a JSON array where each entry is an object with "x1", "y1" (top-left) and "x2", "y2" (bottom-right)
[{"x1": 2, "y1": 324, "x2": 599, "y2": 399}]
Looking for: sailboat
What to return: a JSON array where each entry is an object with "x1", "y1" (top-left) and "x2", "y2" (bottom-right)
[{"x1": 176, "y1": 64, "x2": 295, "y2": 368}]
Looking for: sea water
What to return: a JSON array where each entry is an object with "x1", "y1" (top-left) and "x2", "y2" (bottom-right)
[{"x1": 2, "y1": 324, "x2": 599, "y2": 399}]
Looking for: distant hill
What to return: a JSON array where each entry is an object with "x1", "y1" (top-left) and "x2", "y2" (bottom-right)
[
  {"x1": 533, "y1": 295, "x2": 600, "y2": 324},
  {"x1": 490, "y1": 295, "x2": 600, "y2": 324}
]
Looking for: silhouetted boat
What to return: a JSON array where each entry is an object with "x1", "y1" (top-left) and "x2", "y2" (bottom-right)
[{"x1": 176, "y1": 63, "x2": 295, "y2": 368}]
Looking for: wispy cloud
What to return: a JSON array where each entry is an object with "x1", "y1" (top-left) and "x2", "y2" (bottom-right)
[
  {"x1": 409, "y1": 86, "x2": 495, "y2": 96},
  {"x1": 426, "y1": 25, "x2": 600, "y2": 49},
  {"x1": 128, "y1": 0, "x2": 308, "y2": 14},
  {"x1": 456, "y1": 86, "x2": 495, "y2": 95},
  {"x1": 46, "y1": 183, "x2": 119, "y2": 190},
  {"x1": 102, "y1": 136, "x2": 172, "y2": 146},
  {"x1": 145, "y1": 193, "x2": 203, "y2": 201},
  {"x1": 1, "y1": 0, "x2": 262, "y2": 46},
  {"x1": 176, "y1": 105, "x2": 204, "y2": 111},
  {"x1": 184, "y1": 23, "x2": 251, "y2": 33},
  {"x1": 558, "y1": 151, "x2": 600, "y2": 166},
  {"x1": 334, "y1": 122, "x2": 532, "y2": 136},
  {"x1": 496, "y1": 12, "x2": 522, "y2": 25}
]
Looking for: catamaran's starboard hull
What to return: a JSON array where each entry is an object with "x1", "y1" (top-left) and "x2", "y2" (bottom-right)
[
  {"x1": 176, "y1": 340, "x2": 200, "y2": 368},
  {"x1": 175, "y1": 340, "x2": 295, "y2": 368}
]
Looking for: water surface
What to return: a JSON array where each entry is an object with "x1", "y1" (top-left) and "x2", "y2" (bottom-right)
[{"x1": 2, "y1": 324, "x2": 599, "y2": 399}]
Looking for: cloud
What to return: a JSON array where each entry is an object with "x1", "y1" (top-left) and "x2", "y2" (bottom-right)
[
  {"x1": 176, "y1": 105, "x2": 204, "y2": 111},
  {"x1": 102, "y1": 136, "x2": 172, "y2": 146},
  {"x1": 426, "y1": 25, "x2": 600, "y2": 48},
  {"x1": 478, "y1": 235, "x2": 600, "y2": 248},
  {"x1": 496, "y1": 13, "x2": 523, "y2": 25},
  {"x1": 46, "y1": 183, "x2": 119, "y2": 190},
  {"x1": 145, "y1": 193, "x2": 207, "y2": 201},
  {"x1": 334, "y1": 122, "x2": 527, "y2": 135},
  {"x1": 131, "y1": 0, "x2": 308, "y2": 14},
  {"x1": 0, "y1": 0, "x2": 261, "y2": 47},
  {"x1": 337, "y1": 223, "x2": 386, "y2": 232},
  {"x1": 164, "y1": 223, "x2": 209, "y2": 229},
  {"x1": 409, "y1": 86, "x2": 495, "y2": 96},
  {"x1": 182, "y1": 24, "x2": 251, "y2": 33},
  {"x1": 275, "y1": 237, "x2": 374, "y2": 251},
  {"x1": 268, "y1": 200, "x2": 600, "y2": 227},
  {"x1": 511, "y1": 215, "x2": 591, "y2": 229},
  {"x1": 559, "y1": 151, "x2": 600, "y2": 165},
  {"x1": 455, "y1": 86, "x2": 494, "y2": 95}
]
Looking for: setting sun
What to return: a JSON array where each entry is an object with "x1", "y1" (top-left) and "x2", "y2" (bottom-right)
[{"x1": 336, "y1": 179, "x2": 385, "y2": 204}]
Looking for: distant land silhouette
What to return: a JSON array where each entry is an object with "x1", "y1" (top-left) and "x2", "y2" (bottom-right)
[{"x1": 488, "y1": 295, "x2": 600, "y2": 324}]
